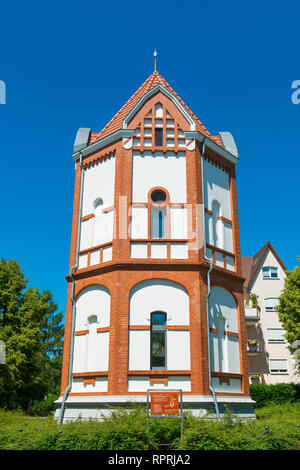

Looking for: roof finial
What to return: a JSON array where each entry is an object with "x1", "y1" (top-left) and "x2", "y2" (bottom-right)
[{"x1": 154, "y1": 49, "x2": 158, "y2": 73}]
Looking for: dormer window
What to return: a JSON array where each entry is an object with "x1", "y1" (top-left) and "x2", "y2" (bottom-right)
[{"x1": 262, "y1": 267, "x2": 279, "y2": 279}]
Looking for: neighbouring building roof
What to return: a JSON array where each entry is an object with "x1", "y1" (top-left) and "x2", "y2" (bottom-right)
[
  {"x1": 88, "y1": 72, "x2": 223, "y2": 147},
  {"x1": 242, "y1": 241, "x2": 287, "y2": 298}
]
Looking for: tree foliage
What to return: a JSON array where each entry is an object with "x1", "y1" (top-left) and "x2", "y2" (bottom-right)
[
  {"x1": 0, "y1": 258, "x2": 64, "y2": 410},
  {"x1": 277, "y1": 264, "x2": 300, "y2": 373}
]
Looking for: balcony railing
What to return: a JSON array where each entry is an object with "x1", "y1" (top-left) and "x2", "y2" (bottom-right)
[
  {"x1": 245, "y1": 307, "x2": 260, "y2": 325},
  {"x1": 247, "y1": 339, "x2": 263, "y2": 355},
  {"x1": 249, "y1": 373, "x2": 265, "y2": 384}
]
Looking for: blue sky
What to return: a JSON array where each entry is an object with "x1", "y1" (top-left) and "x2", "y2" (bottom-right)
[{"x1": 0, "y1": 1, "x2": 299, "y2": 317}]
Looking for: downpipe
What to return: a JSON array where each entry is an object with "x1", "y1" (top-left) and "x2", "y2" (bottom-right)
[
  {"x1": 200, "y1": 138, "x2": 221, "y2": 421},
  {"x1": 58, "y1": 152, "x2": 85, "y2": 424}
]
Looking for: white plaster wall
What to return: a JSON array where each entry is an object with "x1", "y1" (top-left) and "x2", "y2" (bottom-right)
[
  {"x1": 75, "y1": 285, "x2": 111, "y2": 331},
  {"x1": 73, "y1": 335, "x2": 87, "y2": 373},
  {"x1": 208, "y1": 286, "x2": 238, "y2": 333},
  {"x1": 170, "y1": 243, "x2": 188, "y2": 259},
  {"x1": 129, "y1": 280, "x2": 189, "y2": 325},
  {"x1": 167, "y1": 331, "x2": 190, "y2": 370},
  {"x1": 87, "y1": 332, "x2": 109, "y2": 371},
  {"x1": 223, "y1": 222, "x2": 233, "y2": 253},
  {"x1": 93, "y1": 210, "x2": 114, "y2": 246},
  {"x1": 82, "y1": 157, "x2": 115, "y2": 216},
  {"x1": 128, "y1": 280, "x2": 190, "y2": 372},
  {"x1": 203, "y1": 160, "x2": 231, "y2": 219},
  {"x1": 128, "y1": 331, "x2": 150, "y2": 370},
  {"x1": 151, "y1": 244, "x2": 167, "y2": 258},
  {"x1": 131, "y1": 206, "x2": 148, "y2": 238},
  {"x1": 80, "y1": 157, "x2": 116, "y2": 251},
  {"x1": 71, "y1": 377, "x2": 108, "y2": 393},
  {"x1": 208, "y1": 286, "x2": 240, "y2": 374},
  {"x1": 127, "y1": 377, "x2": 191, "y2": 392},
  {"x1": 211, "y1": 377, "x2": 241, "y2": 393},
  {"x1": 203, "y1": 160, "x2": 233, "y2": 252},
  {"x1": 170, "y1": 207, "x2": 188, "y2": 238},
  {"x1": 132, "y1": 151, "x2": 187, "y2": 203},
  {"x1": 130, "y1": 243, "x2": 148, "y2": 258},
  {"x1": 227, "y1": 336, "x2": 240, "y2": 373},
  {"x1": 80, "y1": 218, "x2": 94, "y2": 251},
  {"x1": 72, "y1": 285, "x2": 111, "y2": 374}
]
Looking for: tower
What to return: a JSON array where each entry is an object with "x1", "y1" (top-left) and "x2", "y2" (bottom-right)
[{"x1": 55, "y1": 65, "x2": 255, "y2": 422}]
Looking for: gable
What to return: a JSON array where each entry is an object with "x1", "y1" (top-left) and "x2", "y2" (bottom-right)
[{"x1": 127, "y1": 91, "x2": 191, "y2": 149}]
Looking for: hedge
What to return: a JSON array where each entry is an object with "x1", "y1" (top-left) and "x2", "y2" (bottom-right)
[{"x1": 249, "y1": 383, "x2": 300, "y2": 408}]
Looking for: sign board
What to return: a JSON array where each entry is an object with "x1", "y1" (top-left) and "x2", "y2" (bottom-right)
[{"x1": 150, "y1": 391, "x2": 180, "y2": 415}]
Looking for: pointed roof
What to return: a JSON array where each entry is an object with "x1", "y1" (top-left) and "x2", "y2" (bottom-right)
[
  {"x1": 88, "y1": 72, "x2": 223, "y2": 147},
  {"x1": 242, "y1": 241, "x2": 287, "y2": 291}
]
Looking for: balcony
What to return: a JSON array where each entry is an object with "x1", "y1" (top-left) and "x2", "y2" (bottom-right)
[
  {"x1": 245, "y1": 307, "x2": 260, "y2": 325},
  {"x1": 247, "y1": 339, "x2": 263, "y2": 355},
  {"x1": 249, "y1": 373, "x2": 265, "y2": 385}
]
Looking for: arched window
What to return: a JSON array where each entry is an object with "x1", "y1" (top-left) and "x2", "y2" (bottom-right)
[
  {"x1": 151, "y1": 312, "x2": 167, "y2": 369},
  {"x1": 150, "y1": 189, "x2": 167, "y2": 239}
]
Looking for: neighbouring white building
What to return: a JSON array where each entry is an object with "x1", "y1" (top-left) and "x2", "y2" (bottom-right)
[{"x1": 242, "y1": 242, "x2": 299, "y2": 385}]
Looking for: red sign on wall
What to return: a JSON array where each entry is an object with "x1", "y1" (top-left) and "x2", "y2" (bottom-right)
[{"x1": 150, "y1": 392, "x2": 180, "y2": 415}]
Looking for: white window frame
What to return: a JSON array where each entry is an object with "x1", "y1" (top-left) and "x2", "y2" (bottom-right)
[
  {"x1": 269, "y1": 358, "x2": 288, "y2": 375},
  {"x1": 262, "y1": 266, "x2": 279, "y2": 279},
  {"x1": 266, "y1": 328, "x2": 286, "y2": 344},
  {"x1": 264, "y1": 297, "x2": 279, "y2": 312}
]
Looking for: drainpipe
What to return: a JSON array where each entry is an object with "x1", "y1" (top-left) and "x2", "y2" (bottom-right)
[
  {"x1": 58, "y1": 151, "x2": 85, "y2": 424},
  {"x1": 200, "y1": 138, "x2": 221, "y2": 421}
]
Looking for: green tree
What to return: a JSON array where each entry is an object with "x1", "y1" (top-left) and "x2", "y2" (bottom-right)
[
  {"x1": 277, "y1": 263, "x2": 300, "y2": 374},
  {"x1": 0, "y1": 258, "x2": 63, "y2": 411}
]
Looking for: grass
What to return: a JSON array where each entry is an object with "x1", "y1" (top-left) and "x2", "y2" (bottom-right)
[{"x1": 0, "y1": 403, "x2": 299, "y2": 450}]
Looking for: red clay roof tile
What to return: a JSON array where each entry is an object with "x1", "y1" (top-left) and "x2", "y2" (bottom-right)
[{"x1": 88, "y1": 72, "x2": 223, "y2": 148}]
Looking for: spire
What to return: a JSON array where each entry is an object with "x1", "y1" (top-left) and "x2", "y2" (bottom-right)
[{"x1": 154, "y1": 49, "x2": 158, "y2": 73}]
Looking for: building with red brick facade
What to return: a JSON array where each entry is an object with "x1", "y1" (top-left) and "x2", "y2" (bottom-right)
[{"x1": 55, "y1": 68, "x2": 255, "y2": 422}]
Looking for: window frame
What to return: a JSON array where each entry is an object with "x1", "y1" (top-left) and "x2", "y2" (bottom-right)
[
  {"x1": 269, "y1": 358, "x2": 289, "y2": 375},
  {"x1": 264, "y1": 297, "x2": 279, "y2": 312},
  {"x1": 150, "y1": 311, "x2": 167, "y2": 370},
  {"x1": 148, "y1": 187, "x2": 169, "y2": 240},
  {"x1": 155, "y1": 127, "x2": 163, "y2": 147},
  {"x1": 266, "y1": 328, "x2": 286, "y2": 344},
  {"x1": 262, "y1": 266, "x2": 279, "y2": 279}
]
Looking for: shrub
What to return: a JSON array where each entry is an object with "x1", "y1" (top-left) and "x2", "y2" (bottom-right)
[
  {"x1": 250, "y1": 384, "x2": 298, "y2": 408},
  {"x1": 29, "y1": 393, "x2": 58, "y2": 417}
]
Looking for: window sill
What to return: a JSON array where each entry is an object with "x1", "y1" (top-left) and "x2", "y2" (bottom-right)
[{"x1": 269, "y1": 372, "x2": 289, "y2": 375}]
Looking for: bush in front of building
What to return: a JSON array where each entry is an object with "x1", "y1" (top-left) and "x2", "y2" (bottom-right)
[
  {"x1": 249, "y1": 383, "x2": 299, "y2": 408},
  {"x1": 29, "y1": 393, "x2": 58, "y2": 417},
  {"x1": 1, "y1": 402, "x2": 300, "y2": 450}
]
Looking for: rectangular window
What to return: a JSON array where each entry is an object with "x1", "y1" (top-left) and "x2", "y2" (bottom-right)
[
  {"x1": 262, "y1": 267, "x2": 279, "y2": 279},
  {"x1": 155, "y1": 128, "x2": 163, "y2": 146},
  {"x1": 269, "y1": 358, "x2": 288, "y2": 374},
  {"x1": 151, "y1": 206, "x2": 166, "y2": 239},
  {"x1": 151, "y1": 312, "x2": 166, "y2": 369},
  {"x1": 264, "y1": 297, "x2": 279, "y2": 312},
  {"x1": 267, "y1": 328, "x2": 286, "y2": 343}
]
